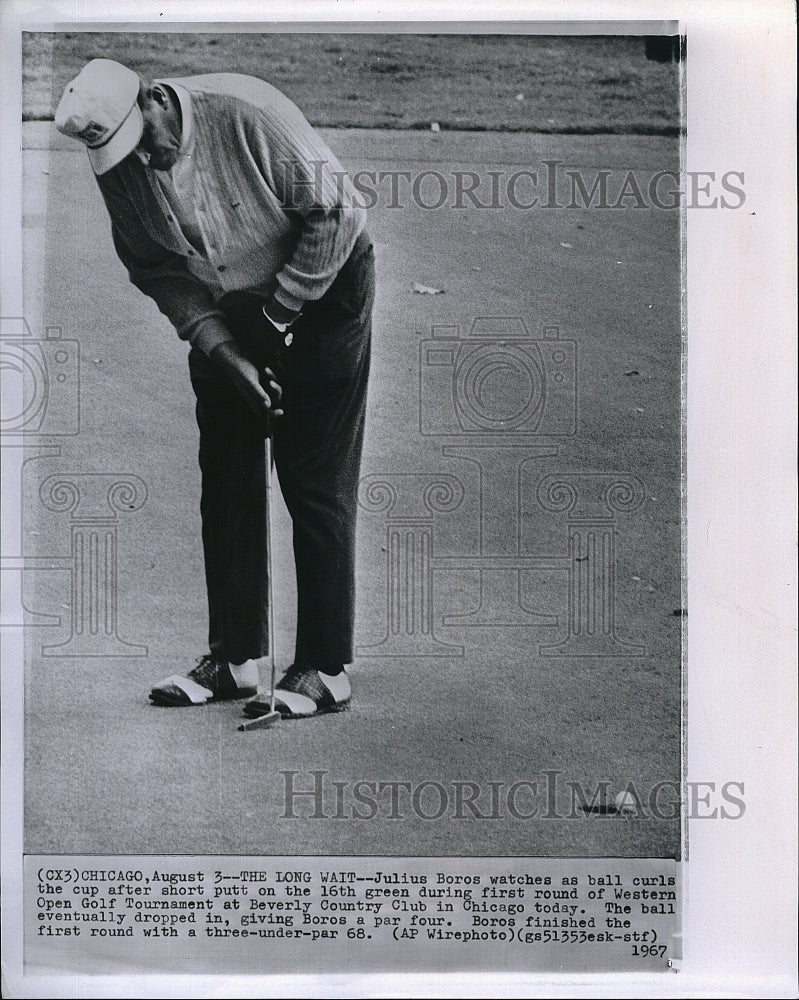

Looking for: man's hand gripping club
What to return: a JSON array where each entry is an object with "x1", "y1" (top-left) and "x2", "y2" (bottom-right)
[{"x1": 210, "y1": 340, "x2": 284, "y2": 419}]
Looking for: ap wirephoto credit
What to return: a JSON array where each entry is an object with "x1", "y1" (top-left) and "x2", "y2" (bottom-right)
[{"x1": 6, "y1": 14, "x2": 782, "y2": 991}]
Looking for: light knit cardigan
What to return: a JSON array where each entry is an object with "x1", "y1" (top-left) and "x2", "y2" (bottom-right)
[{"x1": 96, "y1": 73, "x2": 367, "y2": 355}]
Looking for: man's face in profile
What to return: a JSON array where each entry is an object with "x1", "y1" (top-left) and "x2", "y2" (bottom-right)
[{"x1": 132, "y1": 84, "x2": 182, "y2": 172}]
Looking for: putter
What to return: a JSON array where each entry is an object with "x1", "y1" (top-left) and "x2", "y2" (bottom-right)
[{"x1": 239, "y1": 423, "x2": 281, "y2": 732}]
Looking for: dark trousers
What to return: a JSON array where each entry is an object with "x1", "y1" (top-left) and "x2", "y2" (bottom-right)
[{"x1": 188, "y1": 232, "x2": 375, "y2": 668}]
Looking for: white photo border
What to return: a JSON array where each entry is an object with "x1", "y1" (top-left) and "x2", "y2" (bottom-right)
[{"x1": 1, "y1": 1, "x2": 796, "y2": 997}]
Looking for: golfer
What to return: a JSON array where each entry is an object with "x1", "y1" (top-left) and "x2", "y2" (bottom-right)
[{"x1": 55, "y1": 59, "x2": 374, "y2": 719}]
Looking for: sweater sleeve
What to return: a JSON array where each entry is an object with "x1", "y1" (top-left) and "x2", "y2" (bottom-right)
[
  {"x1": 95, "y1": 169, "x2": 235, "y2": 355},
  {"x1": 248, "y1": 108, "x2": 365, "y2": 312}
]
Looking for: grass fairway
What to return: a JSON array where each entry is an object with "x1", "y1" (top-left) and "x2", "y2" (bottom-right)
[{"x1": 23, "y1": 31, "x2": 680, "y2": 133}]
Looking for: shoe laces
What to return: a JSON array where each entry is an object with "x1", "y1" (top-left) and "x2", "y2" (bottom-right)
[{"x1": 188, "y1": 654, "x2": 226, "y2": 688}]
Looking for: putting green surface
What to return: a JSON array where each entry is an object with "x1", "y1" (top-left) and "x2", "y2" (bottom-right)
[{"x1": 22, "y1": 123, "x2": 681, "y2": 858}]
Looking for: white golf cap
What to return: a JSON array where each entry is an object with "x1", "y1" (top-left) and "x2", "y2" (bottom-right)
[{"x1": 55, "y1": 59, "x2": 143, "y2": 175}]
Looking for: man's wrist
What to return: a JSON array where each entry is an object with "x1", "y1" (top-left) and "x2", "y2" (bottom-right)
[
  {"x1": 188, "y1": 313, "x2": 236, "y2": 357},
  {"x1": 209, "y1": 339, "x2": 240, "y2": 365},
  {"x1": 262, "y1": 296, "x2": 302, "y2": 330}
]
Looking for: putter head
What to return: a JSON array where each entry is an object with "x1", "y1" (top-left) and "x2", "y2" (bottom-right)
[{"x1": 238, "y1": 710, "x2": 281, "y2": 732}]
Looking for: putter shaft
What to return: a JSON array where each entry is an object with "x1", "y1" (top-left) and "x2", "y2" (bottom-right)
[{"x1": 240, "y1": 429, "x2": 279, "y2": 732}]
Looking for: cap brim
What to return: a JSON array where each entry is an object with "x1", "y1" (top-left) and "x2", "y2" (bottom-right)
[{"x1": 87, "y1": 103, "x2": 143, "y2": 175}]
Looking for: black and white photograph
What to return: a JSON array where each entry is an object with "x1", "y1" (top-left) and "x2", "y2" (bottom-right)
[{"x1": 1, "y1": 2, "x2": 796, "y2": 996}]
